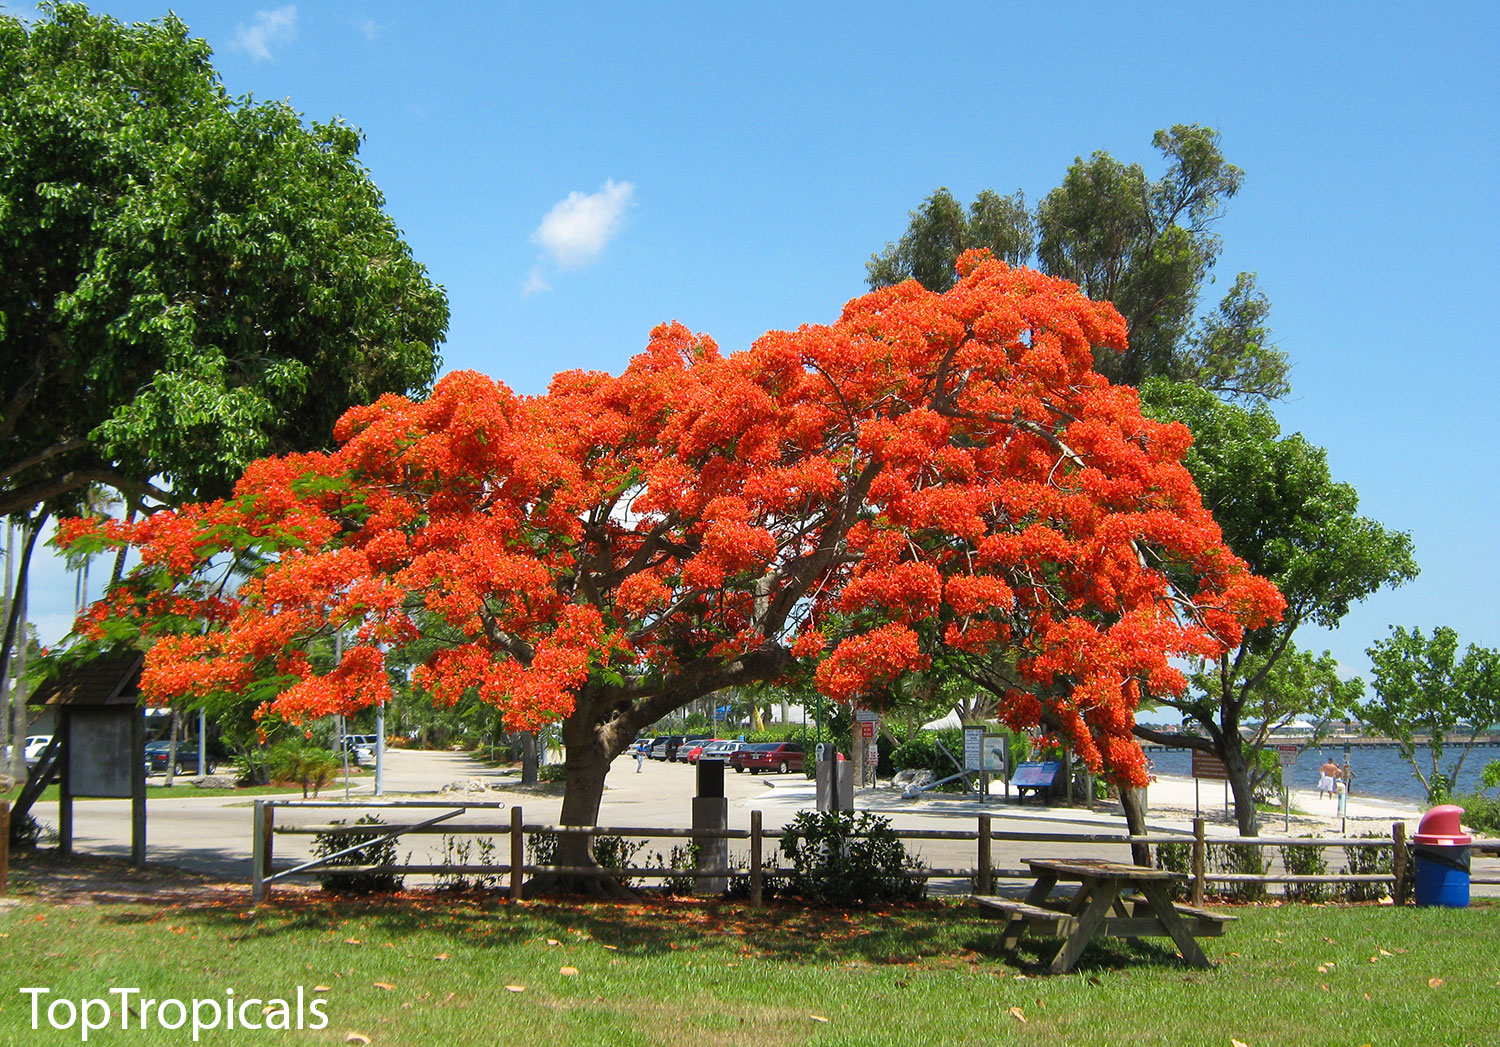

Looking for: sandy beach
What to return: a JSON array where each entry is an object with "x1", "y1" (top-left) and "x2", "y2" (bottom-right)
[{"x1": 1142, "y1": 772, "x2": 1428, "y2": 836}]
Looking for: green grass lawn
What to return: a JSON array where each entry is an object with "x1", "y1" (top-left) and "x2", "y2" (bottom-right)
[
  {"x1": 0, "y1": 886, "x2": 1494, "y2": 1047},
  {"x1": 4, "y1": 772, "x2": 372, "y2": 806}
]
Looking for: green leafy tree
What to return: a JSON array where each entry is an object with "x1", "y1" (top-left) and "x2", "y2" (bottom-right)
[
  {"x1": 1133, "y1": 379, "x2": 1417, "y2": 832},
  {"x1": 867, "y1": 125, "x2": 1287, "y2": 400},
  {"x1": 0, "y1": 3, "x2": 449, "y2": 520},
  {"x1": 1361, "y1": 626, "x2": 1500, "y2": 803}
]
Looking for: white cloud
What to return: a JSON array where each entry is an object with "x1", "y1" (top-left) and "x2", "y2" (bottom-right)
[
  {"x1": 531, "y1": 179, "x2": 635, "y2": 270},
  {"x1": 354, "y1": 16, "x2": 381, "y2": 43},
  {"x1": 521, "y1": 268, "x2": 551, "y2": 297},
  {"x1": 233, "y1": 6, "x2": 298, "y2": 62}
]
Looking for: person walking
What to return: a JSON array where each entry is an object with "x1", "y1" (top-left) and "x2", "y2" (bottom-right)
[
  {"x1": 1317, "y1": 758, "x2": 1341, "y2": 798},
  {"x1": 634, "y1": 744, "x2": 646, "y2": 773}
]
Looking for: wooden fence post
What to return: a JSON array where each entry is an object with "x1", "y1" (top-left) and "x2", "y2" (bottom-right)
[
  {"x1": 977, "y1": 814, "x2": 992, "y2": 895},
  {"x1": 509, "y1": 805, "x2": 524, "y2": 903},
  {"x1": 1392, "y1": 821, "x2": 1408, "y2": 905},
  {"x1": 749, "y1": 809, "x2": 763, "y2": 909},
  {"x1": 1191, "y1": 817, "x2": 1206, "y2": 908}
]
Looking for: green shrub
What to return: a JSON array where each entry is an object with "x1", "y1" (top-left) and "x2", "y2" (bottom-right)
[
  {"x1": 1451, "y1": 792, "x2": 1500, "y2": 835},
  {"x1": 1252, "y1": 749, "x2": 1284, "y2": 805},
  {"x1": 528, "y1": 830, "x2": 644, "y2": 889},
  {"x1": 1210, "y1": 842, "x2": 1269, "y2": 902},
  {"x1": 267, "y1": 740, "x2": 339, "y2": 798},
  {"x1": 726, "y1": 854, "x2": 790, "y2": 901},
  {"x1": 435, "y1": 835, "x2": 502, "y2": 891},
  {"x1": 779, "y1": 810, "x2": 927, "y2": 907},
  {"x1": 537, "y1": 764, "x2": 567, "y2": 783},
  {"x1": 642, "y1": 842, "x2": 698, "y2": 896},
  {"x1": 1482, "y1": 759, "x2": 1500, "y2": 794},
  {"x1": 1154, "y1": 840, "x2": 1192, "y2": 900},
  {"x1": 889, "y1": 728, "x2": 969, "y2": 787},
  {"x1": 312, "y1": 815, "x2": 403, "y2": 894},
  {"x1": 7, "y1": 810, "x2": 47, "y2": 849},
  {"x1": 1342, "y1": 832, "x2": 1393, "y2": 902},
  {"x1": 1277, "y1": 836, "x2": 1329, "y2": 902}
]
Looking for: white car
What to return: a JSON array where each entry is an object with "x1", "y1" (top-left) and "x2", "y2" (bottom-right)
[{"x1": 23, "y1": 735, "x2": 51, "y2": 766}]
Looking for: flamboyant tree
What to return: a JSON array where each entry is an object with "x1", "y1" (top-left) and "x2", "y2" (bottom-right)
[{"x1": 62, "y1": 256, "x2": 1281, "y2": 890}]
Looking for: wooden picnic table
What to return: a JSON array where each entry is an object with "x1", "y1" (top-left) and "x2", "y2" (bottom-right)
[{"x1": 973, "y1": 857, "x2": 1235, "y2": 974}]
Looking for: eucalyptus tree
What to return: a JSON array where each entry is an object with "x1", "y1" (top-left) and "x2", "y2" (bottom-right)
[{"x1": 868, "y1": 125, "x2": 1288, "y2": 401}]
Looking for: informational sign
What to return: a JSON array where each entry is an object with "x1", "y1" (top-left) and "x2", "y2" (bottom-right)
[
  {"x1": 1277, "y1": 744, "x2": 1301, "y2": 768},
  {"x1": 982, "y1": 735, "x2": 1008, "y2": 774},
  {"x1": 854, "y1": 709, "x2": 880, "y2": 722},
  {"x1": 860, "y1": 721, "x2": 875, "y2": 739},
  {"x1": 963, "y1": 726, "x2": 985, "y2": 772},
  {"x1": 1191, "y1": 750, "x2": 1230, "y2": 781}
]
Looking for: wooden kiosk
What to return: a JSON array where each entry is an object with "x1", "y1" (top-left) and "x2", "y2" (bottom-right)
[{"x1": 26, "y1": 652, "x2": 147, "y2": 866}]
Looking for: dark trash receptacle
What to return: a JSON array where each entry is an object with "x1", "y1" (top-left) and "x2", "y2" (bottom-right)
[{"x1": 1412, "y1": 805, "x2": 1471, "y2": 908}]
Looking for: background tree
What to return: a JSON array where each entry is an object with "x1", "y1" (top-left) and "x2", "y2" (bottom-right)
[
  {"x1": 867, "y1": 125, "x2": 1288, "y2": 401},
  {"x1": 0, "y1": 3, "x2": 448, "y2": 708},
  {"x1": 1131, "y1": 379, "x2": 1417, "y2": 831},
  {"x1": 1361, "y1": 626, "x2": 1500, "y2": 802},
  {"x1": 64, "y1": 259, "x2": 1281, "y2": 892},
  {"x1": 1, "y1": 4, "x2": 448, "y2": 518}
]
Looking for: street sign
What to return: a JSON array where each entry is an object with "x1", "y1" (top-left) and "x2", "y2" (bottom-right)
[
  {"x1": 854, "y1": 709, "x2": 879, "y2": 722},
  {"x1": 1277, "y1": 744, "x2": 1301, "y2": 768},
  {"x1": 860, "y1": 721, "x2": 875, "y2": 739}
]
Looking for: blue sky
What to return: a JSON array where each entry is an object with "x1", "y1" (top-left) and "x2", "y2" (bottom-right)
[{"x1": 9, "y1": 1, "x2": 1499, "y2": 683}]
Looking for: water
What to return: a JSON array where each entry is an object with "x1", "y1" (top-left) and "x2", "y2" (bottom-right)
[{"x1": 1144, "y1": 743, "x2": 1500, "y2": 806}]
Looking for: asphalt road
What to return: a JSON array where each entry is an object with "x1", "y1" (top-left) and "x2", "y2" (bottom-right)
[
  {"x1": 41, "y1": 748, "x2": 1497, "y2": 897},
  {"x1": 47, "y1": 749, "x2": 1140, "y2": 890}
]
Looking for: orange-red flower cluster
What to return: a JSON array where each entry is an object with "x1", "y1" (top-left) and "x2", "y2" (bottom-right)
[{"x1": 60, "y1": 256, "x2": 1282, "y2": 780}]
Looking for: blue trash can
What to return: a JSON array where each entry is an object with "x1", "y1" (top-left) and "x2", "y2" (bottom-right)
[{"x1": 1412, "y1": 805, "x2": 1471, "y2": 908}]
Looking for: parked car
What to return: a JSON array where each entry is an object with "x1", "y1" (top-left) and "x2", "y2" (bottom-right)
[
  {"x1": 144, "y1": 741, "x2": 216, "y2": 776},
  {"x1": 697, "y1": 740, "x2": 748, "y2": 763},
  {"x1": 338, "y1": 734, "x2": 379, "y2": 765},
  {"x1": 730, "y1": 741, "x2": 805, "y2": 774},
  {"x1": 4, "y1": 735, "x2": 52, "y2": 768},
  {"x1": 682, "y1": 739, "x2": 726, "y2": 763},
  {"x1": 23, "y1": 734, "x2": 52, "y2": 767},
  {"x1": 649, "y1": 736, "x2": 681, "y2": 760},
  {"x1": 673, "y1": 737, "x2": 712, "y2": 763}
]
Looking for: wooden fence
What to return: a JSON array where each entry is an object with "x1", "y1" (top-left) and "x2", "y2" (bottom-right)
[{"x1": 249, "y1": 799, "x2": 1500, "y2": 906}]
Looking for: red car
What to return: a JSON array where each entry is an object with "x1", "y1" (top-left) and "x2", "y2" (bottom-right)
[
  {"x1": 730, "y1": 742, "x2": 805, "y2": 774},
  {"x1": 682, "y1": 739, "x2": 726, "y2": 763}
]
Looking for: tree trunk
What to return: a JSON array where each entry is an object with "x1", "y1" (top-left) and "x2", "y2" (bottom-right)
[
  {"x1": 4, "y1": 517, "x2": 42, "y2": 782},
  {"x1": 517, "y1": 731, "x2": 538, "y2": 785},
  {"x1": 163, "y1": 709, "x2": 181, "y2": 787},
  {"x1": 1, "y1": 521, "x2": 12, "y2": 763},
  {"x1": 527, "y1": 703, "x2": 633, "y2": 898},
  {"x1": 1121, "y1": 785, "x2": 1150, "y2": 866},
  {"x1": 7, "y1": 574, "x2": 30, "y2": 782},
  {"x1": 1222, "y1": 742, "x2": 1260, "y2": 836}
]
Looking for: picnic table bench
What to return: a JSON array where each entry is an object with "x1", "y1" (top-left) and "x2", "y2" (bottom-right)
[{"x1": 973, "y1": 857, "x2": 1236, "y2": 973}]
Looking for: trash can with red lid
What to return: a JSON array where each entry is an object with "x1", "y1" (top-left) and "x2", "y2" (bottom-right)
[{"x1": 1411, "y1": 805, "x2": 1471, "y2": 908}]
